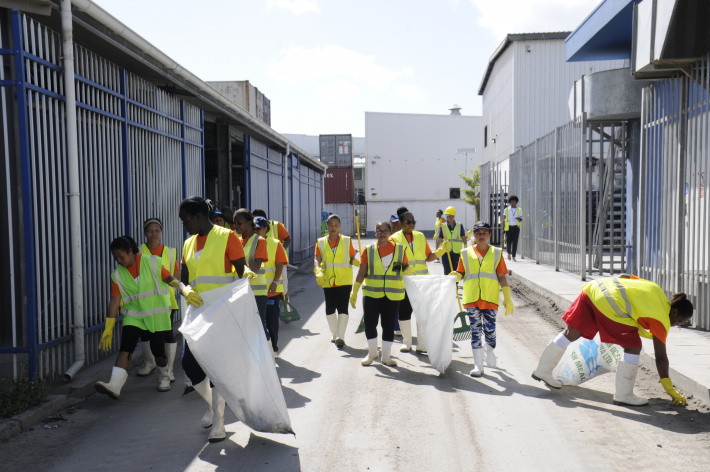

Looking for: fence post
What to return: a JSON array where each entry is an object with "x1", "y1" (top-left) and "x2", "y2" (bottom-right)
[
  {"x1": 554, "y1": 127, "x2": 560, "y2": 271},
  {"x1": 580, "y1": 113, "x2": 587, "y2": 281},
  {"x1": 676, "y1": 77, "x2": 689, "y2": 292}
]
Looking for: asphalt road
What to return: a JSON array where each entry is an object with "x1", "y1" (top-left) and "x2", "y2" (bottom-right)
[{"x1": 1, "y1": 248, "x2": 708, "y2": 472}]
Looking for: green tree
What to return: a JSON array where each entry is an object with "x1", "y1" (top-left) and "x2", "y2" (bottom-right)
[{"x1": 459, "y1": 166, "x2": 480, "y2": 220}]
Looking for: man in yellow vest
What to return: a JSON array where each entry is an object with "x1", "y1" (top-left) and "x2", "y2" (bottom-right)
[
  {"x1": 502, "y1": 195, "x2": 522, "y2": 261},
  {"x1": 436, "y1": 206, "x2": 467, "y2": 275},
  {"x1": 532, "y1": 275, "x2": 693, "y2": 407},
  {"x1": 450, "y1": 221, "x2": 513, "y2": 377}
]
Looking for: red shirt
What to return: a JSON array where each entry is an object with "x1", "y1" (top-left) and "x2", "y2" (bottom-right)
[{"x1": 111, "y1": 254, "x2": 172, "y2": 297}]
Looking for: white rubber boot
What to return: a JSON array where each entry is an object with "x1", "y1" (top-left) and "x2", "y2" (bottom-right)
[
  {"x1": 381, "y1": 341, "x2": 397, "y2": 366},
  {"x1": 267, "y1": 339, "x2": 277, "y2": 362},
  {"x1": 415, "y1": 322, "x2": 428, "y2": 354},
  {"x1": 193, "y1": 379, "x2": 214, "y2": 428},
  {"x1": 399, "y1": 320, "x2": 412, "y2": 352},
  {"x1": 137, "y1": 341, "x2": 156, "y2": 376},
  {"x1": 485, "y1": 344, "x2": 497, "y2": 368},
  {"x1": 157, "y1": 365, "x2": 171, "y2": 392},
  {"x1": 165, "y1": 342, "x2": 177, "y2": 382},
  {"x1": 470, "y1": 348, "x2": 485, "y2": 377},
  {"x1": 361, "y1": 338, "x2": 379, "y2": 366},
  {"x1": 208, "y1": 389, "x2": 227, "y2": 443},
  {"x1": 95, "y1": 366, "x2": 128, "y2": 399},
  {"x1": 613, "y1": 361, "x2": 649, "y2": 406},
  {"x1": 335, "y1": 314, "x2": 349, "y2": 348},
  {"x1": 326, "y1": 314, "x2": 338, "y2": 343},
  {"x1": 532, "y1": 341, "x2": 566, "y2": 389}
]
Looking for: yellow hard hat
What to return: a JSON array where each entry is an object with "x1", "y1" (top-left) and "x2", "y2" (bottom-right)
[{"x1": 444, "y1": 206, "x2": 456, "y2": 216}]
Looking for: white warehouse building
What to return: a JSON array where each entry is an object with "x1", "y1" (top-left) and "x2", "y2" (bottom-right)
[
  {"x1": 365, "y1": 110, "x2": 482, "y2": 235},
  {"x1": 479, "y1": 32, "x2": 628, "y2": 166}
]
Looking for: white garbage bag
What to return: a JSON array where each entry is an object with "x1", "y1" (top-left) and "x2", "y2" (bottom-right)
[
  {"x1": 403, "y1": 275, "x2": 458, "y2": 374},
  {"x1": 179, "y1": 278, "x2": 294, "y2": 435},
  {"x1": 552, "y1": 334, "x2": 622, "y2": 386}
]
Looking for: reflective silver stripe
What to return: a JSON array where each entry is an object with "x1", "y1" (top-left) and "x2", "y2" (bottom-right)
[
  {"x1": 461, "y1": 247, "x2": 500, "y2": 282},
  {"x1": 318, "y1": 239, "x2": 327, "y2": 260},
  {"x1": 461, "y1": 248, "x2": 471, "y2": 275},
  {"x1": 251, "y1": 284, "x2": 268, "y2": 291},
  {"x1": 594, "y1": 278, "x2": 632, "y2": 319},
  {"x1": 264, "y1": 267, "x2": 275, "y2": 273},
  {"x1": 323, "y1": 262, "x2": 351, "y2": 269},
  {"x1": 413, "y1": 269, "x2": 429, "y2": 275},
  {"x1": 367, "y1": 274, "x2": 402, "y2": 281},
  {"x1": 256, "y1": 268, "x2": 265, "y2": 275},
  {"x1": 123, "y1": 306, "x2": 173, "y2": 317},
  {"x1": 412, "y1": 259, "x2": 426, "y2": 266},
  {"x1": 246, "y1": 234, "x2": 259, "y2": 263},
  {"x1": 367, "y1": 245, "x2": 375, "y2": 277},
  {"x1": 362, "y1": 285, "x2": 405, "y2": 294},
  {"x1": 463, "y1": 272, "x2": 499, "y2": 282},
  {"x1": 190, "y1": 275, "x2": 237, "y2": 286}
]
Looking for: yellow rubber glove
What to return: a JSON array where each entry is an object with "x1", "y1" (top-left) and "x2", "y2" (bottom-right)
[
  {"x1": 403, "y1": 265, "x2": 414, "y2": 276},
  {"x1": 243, "y1": 266, "x2": 257, "y2": 280},
  {"x1": 181, "y1": 284, "x2": 204, "y2": 307},
  {"x1": 350, "y1": 281, "x2": 362, "y2": 309},
  {"x1": 502, "y1": 286, "x2": 514, "y2": 316},
  {"x1": 99, "y1": 317, "x2": 116, "y2": 352},
  {"x1": 660, "y1": 378, "x2": 687, "y2": 406},
  {"x1": 434, "y1": 240, "x2": 452, "y2": 258},
  {"x1": 465, "y1": 229, "x2": 473, "y2": 240},
  {"x1": 449, "y1": 271, "x2": 463, "y2": 283},
  {"x1": 352, "y1": 258, "x2": 361, "y2": 268},
  {"x1": 314, "y1": 266, "x2": 327, "y2": 286}
]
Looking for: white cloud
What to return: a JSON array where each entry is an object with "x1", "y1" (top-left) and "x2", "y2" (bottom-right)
[
  {"x1": 315, "y1": 80, "x2": 361, "y2": 100},
  {"x1": 267, "y1": 0, "x2": 320, "y2": 14},
  {"x1": 471, "y1": 0, "x2": 601, "y2": 41},
  {"x1": 268, "y1": 45, "x2": 408, "y2": 90},
  {"x1": 397, "y1": 84, "x2": 426, "y2": 102}
]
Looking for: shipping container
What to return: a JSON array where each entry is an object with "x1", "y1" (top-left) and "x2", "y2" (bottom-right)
[
  {"x1": 324, "y1": 167, "x2": 355, "y2": 203},
  {"x1": 207, "y1": 80, "x2": 271, "y2": 126},
  {"x1": 324, "y1": 203, "x2": 355, "y2": 237},
  {"x1": 319, "y1": 134, "x2": 353, "y2": 167}
]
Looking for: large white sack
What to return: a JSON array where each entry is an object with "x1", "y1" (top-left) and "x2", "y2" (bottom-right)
[
  {"x1": 552, "y1": 334, "x2": 623, "y2": 386},
  {"x1": 403, "y1": 275, "x2": 458, "y2": 374},
  {"x1": 179, "y1": 278, "x2": 294, "y2": 435}
]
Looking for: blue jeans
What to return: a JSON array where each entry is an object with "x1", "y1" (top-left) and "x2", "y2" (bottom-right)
[{"x1": 467, "y1": 307, "x2": 497, "y2": 349}]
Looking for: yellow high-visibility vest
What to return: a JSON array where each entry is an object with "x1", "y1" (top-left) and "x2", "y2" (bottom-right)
[
  {"x1": 318, "y1": 235, "x2": 353, "y2": 286},
  {"x1": 183, "y1": 225, "x2": 236, "y2": 294},
  {"x1": 583, "y1": 277, "x2": 671, "y2": 340},
  {"x1": 111, "y1": 254, "x2": 172, "y2": 332},
  {"x1": 443, "y1": 222, "x2": 464, "y2": 254},
  {"x1": 391, "y1": 230, "x2": 428, "y2": 275},
  {"x1": 244, "y1": 233, "x2": 267, "y2": 296},
  {"x1": 141, "y1": 243, "x2": 178, "y2": 310},
  {"x1": 461, "y1": 246, "x2": 502, "y2": 306},
  {"x1": 263, "y1": 237, "x2": 285, "y2": 294},
  {"x1": 362, "y1": 243, "x2": 406, "y2": 301},
  {"x1": 504, "y1": 206, "x2": 522, "y2": 231}
]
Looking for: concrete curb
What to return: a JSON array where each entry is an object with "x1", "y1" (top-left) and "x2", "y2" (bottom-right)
[
  {"x1": 508, "y1": 271, "x2": 710, "y2": 407},
  {"x1": 0, "y1": 349, "x2": 150, "y2": 442}
]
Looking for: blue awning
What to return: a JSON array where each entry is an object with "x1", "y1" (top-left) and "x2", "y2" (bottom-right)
[{"x1": 566, "y1": 0, "x2": 641, "y2": 62}]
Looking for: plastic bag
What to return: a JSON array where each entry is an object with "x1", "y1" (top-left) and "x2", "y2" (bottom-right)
[
  {"x1": 551, "y1": 334, "x2": 622, "y2": 386},
  {"x1": 403, "y1": 275, "x2": 458, "y2": 374},
  {"x1": 179, "y1": 278, "x2": 294, "y2": 435}
]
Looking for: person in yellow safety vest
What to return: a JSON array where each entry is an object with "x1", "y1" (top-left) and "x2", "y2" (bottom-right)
[
  {"x1": 450, "y1": 221, "x2": 514, "y2": 377},
  {"x1": 391, "y1": 210, "x2": 451, "y2": 352},
  {"x1": 436, "y1": 206, "x2": 467, "y2": 275},
  {"x1": 350, "y1": 221, "x2": 411, "y2": 367},
  {"x1": 179, "y1": 196, "x2": 253, "y2": 443},
  {"x1": 234, "y1": 208, "x2": 272, "y2": 344},
  {"x1": 502, "y1": 195, "x2": 522, "y2": 261},
  {"x1": 532, "y1": 275, "x2": 693, "y2": 407},
  {"x1": 135, "y1": 218, "x2": 180, "y2": 389},
  {"x1": 314, "y1": 214, "x2": 359, "y2": 349},
  {"x1": 252, "y1": 208, "x2": 292, "y2": 250},
  {"x1": 209, "y1": 209, "x2": 225, "y2": 228},
  {"x1": 255, "y1": 216, "x2": 289, "y2": 357},
  {"x1": 96, "y1": 235, "x2": 194, "y2": 399},
  {"x1": 433, "y1": 209, "x2": 445, "y2": 252}
]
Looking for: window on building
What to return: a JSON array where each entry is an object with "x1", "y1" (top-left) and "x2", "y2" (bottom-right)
[
  {"x1": 354, "y1": 168, "x2": 363, "y2": 180},
  {"x1": 449, "y1": 188, "x2": 461, "y2": 199},
  {"x1": 484, "y1": 125, "x2": 488, "y2": 148}
]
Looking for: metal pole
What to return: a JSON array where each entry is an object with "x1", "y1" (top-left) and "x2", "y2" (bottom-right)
[
  {"x1": 554, "y1": 127, "x2": 560, "y2": 271},
  {"x1": 676, "y1": 77, "x2": 689, "y2": 292},
  {"x1": 61, "y1": 0, "x2": 86, "y2": 381},
  {"x1": 580, "y1": 113, "x2": 587, "y2": 281}
]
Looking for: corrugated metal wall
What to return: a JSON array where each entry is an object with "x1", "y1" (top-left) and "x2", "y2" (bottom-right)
[
  {"x1": 0, "y1": 11, "x2": 204, "y2": 380},
  {"x1": 289, "y1": 155, "x2": 323, "y2": 262},
  {"x1": 323, "y1": 203, "x2": 354, "y2": 236}
]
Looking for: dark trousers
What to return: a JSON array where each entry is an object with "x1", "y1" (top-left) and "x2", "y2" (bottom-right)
[
  {"x1": 399, "y1": 292, "x2": 413, "y2": 321},
  {"x1": 121, "y1": 325, "x2": 166, "y2": 358},
  {"x1": 255, "y1": 295, "x2": 269, "y2": 340},
  {"x1": 506, "y1": 226, "x2": 520, "y2": 257},
  {"x1": 266, "y1": 294, "x2": 282, "y2": 351},
  {"x1": 441, "y1": 251, "x2": 460, "y2": 275},
  {"x1": 363, "y1": 295, "x2": 400, "y2": 342},
  {"x1": 323, "y1": 285, "x2": 351, "y2": 315},
  {"x1": 181, "y1": 342, "x2": 206, "y2": 385}
]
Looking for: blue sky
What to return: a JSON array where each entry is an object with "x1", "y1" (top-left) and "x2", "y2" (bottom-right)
[{"x1": 93, "y1": 0, "x2": 601, "y2": 136}]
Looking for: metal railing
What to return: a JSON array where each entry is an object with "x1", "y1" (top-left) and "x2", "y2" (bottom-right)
[
  {"x1": 0, "y1": 11, "x2": 204, "y2": 380},
  {"x1": 639, "y1": 57, "x2": 710, "y2": 330}
]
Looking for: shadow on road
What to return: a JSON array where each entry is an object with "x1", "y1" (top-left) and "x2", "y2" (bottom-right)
[{"x1": 199, "y1": 432, "x2": 300, "y2": 471}]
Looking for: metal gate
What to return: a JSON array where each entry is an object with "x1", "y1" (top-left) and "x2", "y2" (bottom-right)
[{"x1": 0, "y1": 11, "x2": 204, "y2": 380}]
